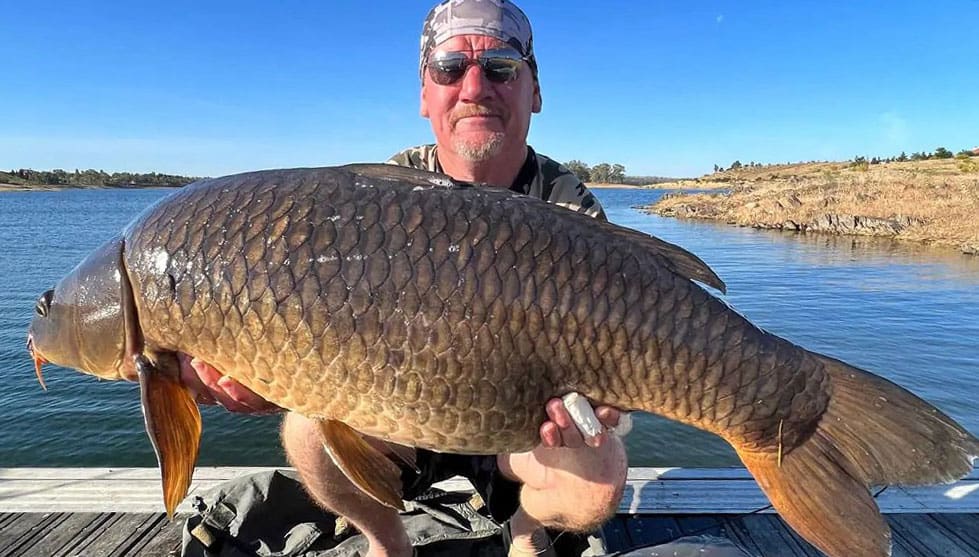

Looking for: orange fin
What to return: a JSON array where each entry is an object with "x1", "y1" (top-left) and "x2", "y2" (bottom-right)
[
  {"x1": 735, "y1": 352, "x2": 979, "y2": 557},
  {"x1": 317, "y1": 419, "x2": 405, "y2": 510},
  {"x1": 137, "y1": 354, "x2": 202, "y2": 519},
  {"x1": 34, "y1": 356, "x2": 47, "y2": 391},
  {"x1": 738, "y1": 440, "x2": 890, "y2": 557}
]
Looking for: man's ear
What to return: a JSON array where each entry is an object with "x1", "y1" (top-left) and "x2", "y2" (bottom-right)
[
  {"x1": 420, "y1": 82, "x2": 430, "y2": 118},
  {"x1": 532, "y1": 81, "x2": 542, "y2": 113}
]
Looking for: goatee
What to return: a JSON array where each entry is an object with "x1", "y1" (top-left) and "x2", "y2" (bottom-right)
[{"x1": 453, "y1": 133, "x2": 505, "y2": 162}]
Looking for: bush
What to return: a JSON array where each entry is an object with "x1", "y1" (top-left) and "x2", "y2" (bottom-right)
[{"x1": 959, "y1": 159, "x2": 979, "y2": 173}]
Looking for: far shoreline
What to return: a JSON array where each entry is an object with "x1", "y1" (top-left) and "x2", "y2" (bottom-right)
[
  {"x1": 643, "y1": 158, "x2": 979, "y2": 255},
  {"x1": 0, "y1": 183, "x2": 183, "y2": 193}
]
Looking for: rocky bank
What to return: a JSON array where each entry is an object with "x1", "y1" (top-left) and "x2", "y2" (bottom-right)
[{"x1": 644, "y1": 158, "x2": 979, "y2": 255}]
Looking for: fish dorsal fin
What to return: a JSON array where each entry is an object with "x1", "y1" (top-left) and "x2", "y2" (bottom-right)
[
  {"x1": 346, "y1": 163, "x2": 725, "y2": 292},
  {"x1": 611, "y1": 225, "x2": 726, "y2": 293},
  {"x1": 136, "y1": 354, "x2": 202, "y2": 519},
  {"x1": 317, "y1": 419, "x2": 406, "y2": 510}
]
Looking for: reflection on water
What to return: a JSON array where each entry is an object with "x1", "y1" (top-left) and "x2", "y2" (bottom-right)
[{"x1": 0, "y1": 187, "x2": 975, "y2": 468}]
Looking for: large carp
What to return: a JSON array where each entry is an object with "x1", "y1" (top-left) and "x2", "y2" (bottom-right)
[{"x1": 27, "y1": 165, "x2": 978, "y2": 557}]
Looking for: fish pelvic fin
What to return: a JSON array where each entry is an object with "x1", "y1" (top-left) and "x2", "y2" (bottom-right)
[
  {"x1": 737, "y1": 353, "x2": 979, "y2": 557},
  {"x1": 137, "y1": 354, "x2": 202, "y2": 519},
  {"x1": 317, "y1": 419, "x2": 406, "y2": 511}
]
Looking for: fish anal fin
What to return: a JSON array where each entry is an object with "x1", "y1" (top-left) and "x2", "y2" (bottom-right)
[
  {"x1": 738, "y1": 439, "x2": 891, "y2": 557},
  {"x1": 137, "y1": 354, "x2": 202, "y2": 519},
  {"x1": 317, "y1": 419, "x2": 406, "y2": 511}
]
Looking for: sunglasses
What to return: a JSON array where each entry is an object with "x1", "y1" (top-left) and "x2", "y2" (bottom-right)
[{"x1": 426, "y1": 48, "x2": 527, "y2": 86}]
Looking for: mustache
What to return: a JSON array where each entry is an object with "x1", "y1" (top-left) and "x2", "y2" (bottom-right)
[{"x1": 451, "y1": 105, "x2": 505, "y2": 124}]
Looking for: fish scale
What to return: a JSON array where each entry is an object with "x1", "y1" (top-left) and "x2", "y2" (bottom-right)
[
  {"x1": 27, "y1": 164, "x2": 979, "y2": 557},
  {"x1": 121, "y1": 168, "x2": 786, "y2": 451}
]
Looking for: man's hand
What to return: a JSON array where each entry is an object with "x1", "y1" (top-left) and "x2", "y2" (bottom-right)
[
  {"x1": 538, "y1": 398, "x2": 621, "y2": 449},
  {"x1": 177, "y1": 354, "x2": 283, "y2": 414}
]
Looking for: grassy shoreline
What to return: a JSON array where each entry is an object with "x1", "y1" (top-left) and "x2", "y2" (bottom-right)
[{"x1": 644, "y1": 158, "x2": 979, "y2": 255}]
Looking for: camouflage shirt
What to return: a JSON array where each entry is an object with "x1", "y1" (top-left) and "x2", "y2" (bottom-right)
[{"x1": 387, "y1": 144, "x2": 607, "y2": 221}]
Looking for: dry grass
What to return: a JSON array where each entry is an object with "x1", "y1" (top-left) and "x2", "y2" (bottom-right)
[{"x1": 646, "y1": 158, "x2": 979, "y2": 254}]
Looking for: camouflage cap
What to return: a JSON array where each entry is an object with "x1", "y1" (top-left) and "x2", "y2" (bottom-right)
[{"x1": 419, "y1": 0, "x2": 538, "y2": 80}]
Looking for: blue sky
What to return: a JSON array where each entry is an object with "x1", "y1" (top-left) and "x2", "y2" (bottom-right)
[{"x1": 2, "y1": 1, "x2": 977, "y2": 178}]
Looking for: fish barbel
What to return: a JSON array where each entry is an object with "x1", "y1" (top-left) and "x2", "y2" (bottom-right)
[{"x1": 27, "y1": 164, "x2": 978, "y2": 557}]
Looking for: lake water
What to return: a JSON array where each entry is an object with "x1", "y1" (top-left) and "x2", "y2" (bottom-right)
[{"x1": 1, "y1": 187, "x2": 976, "y2": 468}]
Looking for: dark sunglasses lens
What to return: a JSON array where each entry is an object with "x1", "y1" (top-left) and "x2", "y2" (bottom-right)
[
  {"x1": 429, "y1": 58, "x2": 467, "y2": 85},
  {"x1": 482, "y1": 58, "x2": 521, "y2": 83}
]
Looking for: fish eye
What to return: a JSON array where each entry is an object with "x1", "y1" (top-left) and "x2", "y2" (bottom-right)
[{"x1": 35, "y1": 290, "x2": 53, "y2": 317}]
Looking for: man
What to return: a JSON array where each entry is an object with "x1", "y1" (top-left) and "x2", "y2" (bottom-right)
[{"x1": 181, "y1": 1, "x2": 628, "y2": 556}]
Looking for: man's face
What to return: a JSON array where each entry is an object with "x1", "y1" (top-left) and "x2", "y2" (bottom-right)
[{"x1": 420, "y1": 34, "x2": 541, "y2": 163}]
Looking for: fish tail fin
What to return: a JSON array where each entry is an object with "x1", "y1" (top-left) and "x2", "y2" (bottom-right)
[
  {"x1": 736, "y1": 354, "x2": 978, "y2": 557},
  {"x1": 737, "y1": 433, "x2": 892, "y2": 556},
  {"x1": 815, "y1": 354, "x2": 978, "y2": 485}
]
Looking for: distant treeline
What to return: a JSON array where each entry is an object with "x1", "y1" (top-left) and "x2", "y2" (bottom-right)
[
  {"x1": 564, "y1": 160, "x2": 677, "y2": 185},
  {"x1": 715, "y1": 146, "x2": 979, "y2": 173},
  {"x1": 2, "y1": 168, "x2": 199, "y2": 188},
  {"x1": 849, "y1": 146, "x2": 978, "y2": 167}
]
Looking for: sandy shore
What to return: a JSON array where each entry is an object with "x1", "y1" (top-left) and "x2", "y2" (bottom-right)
[{"x1": 643, "y1": 158, "x2": 979, "y2": 254}]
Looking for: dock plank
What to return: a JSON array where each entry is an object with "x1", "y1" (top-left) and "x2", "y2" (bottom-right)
[
  {"x1": 624, "y1": 515, "x2": 681, "y2": 547},
  {"x1": 49, "y1": 513, "x2": 118, "y2": 557},
  {"x1": 11, "y1": 512, "x2": 100, "y2": 557},
  {"x1": 108, "y1": 514, "x2": 173, "y2": 557},
  {"x1": 3, "y1": 466, "x2": 975, "y2": 515},
  {"x1": 129, "y1": 514, "x2": 185, "y2": 557},
  {"x1": 737, "y1": 514, "x2": 816, "y2": 557},
  {"x1": 68, "y1": 512, "x2": 161, "y2": 556},
  {"x1": 52, "y1": 512, "x2": 129, "y2": 556},
  {"x1": 0, "y1": 467, "x2": 976, "y2": 556},
  {"x1": 930, "y1": 513, "x2": 979, "y2": 553},
  {"x1": 0, "y1": 513, "x2": 21, "y2": 531},
  {"x1": 598, "y1": 516, "x2": 632, "y2": 550},
  {"x1": 888, "y1": 514, "x2": 976, "y2": 557},
  {"x1": 0, "y1": 512, "x2": 60, "y2": 556},
  {"x1": 674, "y1": 515, "x2": 726, "y2": 538},
  {"x1": 718, "y1": 516, "x2": 765, "y2": 556}
]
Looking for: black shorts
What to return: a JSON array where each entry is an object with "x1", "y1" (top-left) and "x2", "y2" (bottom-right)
[{"x1": 400, "y1": 449, "x2": 521, "y2": 523}]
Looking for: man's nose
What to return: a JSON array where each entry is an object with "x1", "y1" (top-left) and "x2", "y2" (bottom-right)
[{"x1": 458, "y1": 64, "x2": 493, "y2": 102}]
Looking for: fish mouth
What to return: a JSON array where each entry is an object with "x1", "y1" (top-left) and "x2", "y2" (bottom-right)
[{"x1": 26, "y1": 334, "x2": 48, "y2": 391}]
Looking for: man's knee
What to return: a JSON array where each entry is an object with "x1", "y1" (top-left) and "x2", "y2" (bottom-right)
[{"x1": 281, "y1": 412, "x2": 325, "y2": 470}]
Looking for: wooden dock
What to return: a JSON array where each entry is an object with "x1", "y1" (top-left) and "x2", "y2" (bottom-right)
[{"x1": 1, "y1": 466, "x2": 976, "y2": 556}]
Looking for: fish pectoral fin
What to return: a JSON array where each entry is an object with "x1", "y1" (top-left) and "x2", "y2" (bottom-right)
[
  {"x1": 385, "y1": 441, "x2": 420, "y2": 474},
  {"x1": 317, "y1": 419, "x2": 406, "y2": 511},
  {"x1": 136, "y1": 354, "x2": 202, "y2": 519}
]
